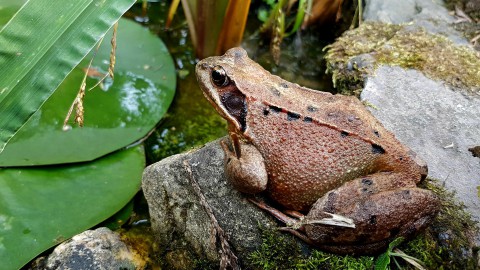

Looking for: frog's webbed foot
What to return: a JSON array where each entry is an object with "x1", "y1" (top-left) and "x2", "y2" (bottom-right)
[{"x1": 248, "y1": 198, "x2": 355, "y2": 230}]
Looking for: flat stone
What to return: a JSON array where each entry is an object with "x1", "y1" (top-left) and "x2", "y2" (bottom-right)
[
  {"x1": 44, "y1": 227, "x2": 140, "y2": 270},
  {"x1": 142, "y1": 139, "x2": 278, "y2": 268},
  {"x1": 361, "y1": 65, "x2": 480, "y2": 225}
]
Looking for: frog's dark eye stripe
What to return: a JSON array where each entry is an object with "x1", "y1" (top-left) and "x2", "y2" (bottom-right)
[
  {"x1": 221, "y1": 89, "x2": 247, "y2": 132},
  {"x1": 211, "y1": 66, "x2": 229, "y2": 87}
]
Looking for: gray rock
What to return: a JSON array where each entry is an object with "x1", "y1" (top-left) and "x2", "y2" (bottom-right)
[
  {"x1": 364, "y1": 0, "x2": 419, "y2": 24},
  {"x1": 364, "y1": 0, "x2": 468, "y2": 45},
  {"x1": 360, "y1": 0, "x2": 480, "y2": 230},
  {"x1": 142, "y1": 139, "x2": 279, "y2": 268},
  {"x1": 45, "y1": 227, "x2": 138, "y2": 270},
  {"x1": 361, "y1": 65, "x2": 480, "y2": 225},
  {"x1": 364, "y1": 0, "x2": 453, "y2": 24}
]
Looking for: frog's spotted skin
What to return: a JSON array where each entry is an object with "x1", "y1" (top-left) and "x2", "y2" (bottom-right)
[
  {"x1": 196, "y1": 47, "x2": 438, "y2": 254},
  {"x1": 196, "y1": 47, "x2": 425, "y2": 210}
]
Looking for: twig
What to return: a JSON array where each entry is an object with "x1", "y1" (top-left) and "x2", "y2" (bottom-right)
[
  {"x1": 183, "y1": 160, "x2": 240, "y2": 270},
  {"x1": 63, "y1": 22, "x2": 118, "y2": 129}
]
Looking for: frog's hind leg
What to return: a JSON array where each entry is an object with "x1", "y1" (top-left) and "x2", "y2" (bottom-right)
[
  {"x1": 306, "y1": 172, "x2": 440, "y2": 250},
  {"x1": 249, "y1": 198, "x2": 354, "y2": 232}
]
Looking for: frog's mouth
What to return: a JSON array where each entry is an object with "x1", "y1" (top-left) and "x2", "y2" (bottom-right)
[{"x1": 196, "y1": 62, "x2": 248, "y2": 133}]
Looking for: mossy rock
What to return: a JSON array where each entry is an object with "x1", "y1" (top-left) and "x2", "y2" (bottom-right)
[{"x1": 325, "y1": 22, "x2": 480, "y2": 96}]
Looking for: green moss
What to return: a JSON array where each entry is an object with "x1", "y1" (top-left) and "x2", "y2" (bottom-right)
[
  {"x1": 246, "y1": 226, "x2": 374, "y2": 270},
  {"x1": 247, "y1": 179, "x2": 479, "y2": 270},
  {"x1": 401, "y1": 179, "x2": 479, "y2": 270},
  {"x1": 118, "y1": 226, "x2": 158, "y2": 269},
  {"x1": 325, "y1": 21, "x2": 480, "y2": 95},
  {"x1": 247, "y1": 226, "x2": 304, "y2": 269},
  {"x1": 191, "y1": 258, "x2": 217, "y2": 270}
]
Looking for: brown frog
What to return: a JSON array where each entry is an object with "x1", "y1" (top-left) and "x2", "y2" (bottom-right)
[{"x1": 195, "y1": 47, "x2": 439, "y2": 255}]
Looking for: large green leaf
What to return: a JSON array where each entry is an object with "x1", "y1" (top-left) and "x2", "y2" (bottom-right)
[
  {"x1": 0, "y1": 0, "x2": 136, "y2": 154},
  {"x1": 0, "y1": 0, "x2": 24, "y2": 27},
  {"x1": 0, "y1": 18, "x2": 176, "y2": 166},
  {"x1": 0, "y1": 145, "x2": 145, "y2": 270}
]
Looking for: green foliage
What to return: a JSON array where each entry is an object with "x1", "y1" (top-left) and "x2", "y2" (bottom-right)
[
  {"x1": 374, "y1": 237, "x2": 427, "y2": 270},
  {"x1": 0, "y1": 146, "x2": 145, "y2": 269},
  {"x1": 179, "y1": 0, "x2": 229, "y2": 58},
  {"x1": 0, "y1": 4, "x2": 177, "y2": 269},
  {"x1": 258, "y1": 0, "x2": 307, "y2": 36},
  {"x1": 301, "y1": 250, "x2": 374, "y2": 270},
  {"x1": 0, "y1": 18, "x2": 176, "y2": 166},
  {"x1": 0, "y1": 0, "x2": 136, "y2": 153},
  {"x1": 247, "y1": 226, "x2": 304, "y2": 269},
  {"x1": 258, "y1": 0, "x2": 279, "y2": 22},
  {"x1": 247, "y1": 227, "x2": 374, "y2": 270},
  {"x1": 375, "y1": 238, "x2": 405, "y2": 270}
]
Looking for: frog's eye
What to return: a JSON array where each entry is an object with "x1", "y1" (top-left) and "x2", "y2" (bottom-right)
[{"x1": 211, "y1": 66, "x2": 229, "y2": 87}]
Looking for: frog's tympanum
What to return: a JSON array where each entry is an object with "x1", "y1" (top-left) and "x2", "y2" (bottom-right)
[{"x1": 195, "y1": 47, "x2": 439, "y2": 255}]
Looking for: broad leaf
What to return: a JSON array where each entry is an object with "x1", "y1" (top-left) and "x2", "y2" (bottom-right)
[
  {"x1": 0, "y1": 145, "x2": 145, "y2": 270},
  {"x1": 0, "y1": 0, "x2": 136, "y2": 153},
  {"x1": 0, "y1": 0, "x2": 24, "y2": 27},
  {"x1": 0, "y1": 18, "x2": 176, "y2": 166},
  {"x1": 374, "y1": 252, "x2": 390, "y2": 270}
]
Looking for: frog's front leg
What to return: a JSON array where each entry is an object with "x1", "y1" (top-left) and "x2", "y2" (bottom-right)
[
  {"x1": 304, "y1": 172, "x2": 440, "y2": 254},
  {"x1": 220, "y1": 133, "x2": 268, "y2": 194}
]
